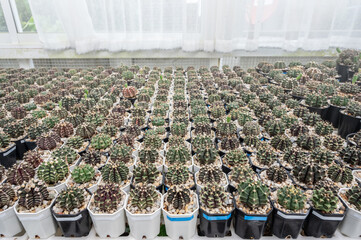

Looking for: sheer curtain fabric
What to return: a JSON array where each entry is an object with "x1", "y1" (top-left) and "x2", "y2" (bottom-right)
[{"x1": 29, "y1": 0, "x2": 361, "y2": 54}]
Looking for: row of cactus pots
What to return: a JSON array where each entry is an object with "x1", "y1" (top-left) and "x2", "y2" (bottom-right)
[{"x1": 1, "y1": 49, "x2": 361, "y2": 239}]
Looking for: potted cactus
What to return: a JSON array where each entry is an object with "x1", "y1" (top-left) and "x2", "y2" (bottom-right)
[
  {"x1": 195, "y1": 165, "x2": 228, "y2": 192},
  {"x1": 0, "y1": 133, "x2": 16, "y2": 168},
  {"x1": 88, "y1": 183, "x2": 127, "y2": 238},
  {"x1": 193, "y1": 147, "x2": 222, "y2": 172},
  {"x1": 125, "y1": 184, "x2": 162, "y2": 240},
  {"x1": 66, "y1": 135, "x2": 89, "y2": 154},
  {"x1": 326, "y1": 95, "x2": 349, "y2": 127},
  {"x1": 109, "y1": 143, "x2": 135, "y2": 170},
  {"x1": 336, "y1": 48, "x2": 360, "y2": 82},
  {"x1": 82, "y1": 150, "x2": 108, "y2": 169},
  {"x1": 198, "y1": 183, "x2": 234, "y2": 237},
  {"x1": 136, "y1": 147, "x2": 163, "y2": 172},
  {"x1": 270, "y1": 185, "x2": 309, "y2": 238},
  {"x1": 164, "y1": 164, "x2": 194, "y2": 189},
  {"x1": 3, "y1": 121, "x2": 27, "y2": 159},
  {"x1": 165, "y1": 145, "x2": 193, "y2": 172},
  {"x1": 14, "y1": 179, "x2": 58, "y2": 238},
  {"x1": 338, "y1": 100, "x2": 361, "y2": 138},
  {"x1": 162, "y1": 186, "x2": 199, "y2": 240},
  {"x1": 52, "y1": 146, "x2": 80, "y2": 171},
  {"x1": 90, "y1": 133, "x2": 112, "y2": 153},
  {"x1": 233, "y1": 179, "x2": 272, "y2": 239},
  {"x1": 52, "y1": 187, "x2": 92, "y2": 237},
  {"x1": 338, "y1": 186, "x2": 361, "y2": 237},
  {"x1": 0, "y1": 183, "x2": 24, "y2": 237},
  {"x1": 67, "y1": 164, "x2": 101, "y2": 193},
  {"x1": 37, "y1": 159, "x2": 69, "y2": 192},
  {"x1": 101, "y1": 161, "x2": 132, "y2": 192},
  {"x1": 301, "y1": 93, "x2": 329, "y2": 120},
  {"x1": 260, "y1": 165, "x2": 292, "y2": 190},
  {"x1": 303, "y1": 188, "x2": 345, "y2": 237}
]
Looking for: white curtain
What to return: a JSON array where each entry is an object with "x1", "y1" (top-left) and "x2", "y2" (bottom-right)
[{"x1": 29, "y1": 0, "x2": 361, "y2": 54}]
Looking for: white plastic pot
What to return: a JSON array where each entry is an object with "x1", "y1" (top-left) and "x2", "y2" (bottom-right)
[
  {"x1": 47, "y1": 180, "x2": 67, "y2": 193},
  {"x1": 0, "y1": 204, "x2": 24, "y2": 237},
  {"x1": 125, "y1": 194, "x2": 163, "y2": 240},
  {"x1": 338, "y1": 188, "x2": 361, "y2": 237},
  {"x1": 88, "y1": 190, "x2": 127, "y2": 238},
  {"x1": 14, "y1": 198, "x2": 57, "y2": 239},
  {"x1": 162, "y1": 196, "x2": 199, "y2": 240}
]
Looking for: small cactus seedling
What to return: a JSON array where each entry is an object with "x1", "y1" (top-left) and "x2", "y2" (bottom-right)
[
  {"x1": 297, "y1": 134, "x2": 321, "y2": 151},
  {"x1": 292, "y1": 160, "x2": 326, "y2": 186},
  {"x1": 143, "y1": 130, "x2": 162, "y2": 149},
  {"x1": 266, "y1": 166, "x2": 288, "y2": 183},
  {"x1": 91, "y1": 134, "x2": 112, "y2": 150},
  {"x1": 224, "y1": 149, "x2": 248, "y2": 167},
  {"x1": 200, "y1": 184, "x2": 230, "y2": 210},
  {"x1": 311, "y1": 148, "x2": 334, "y2": 166},
  {"x1": 323, "y1": 135, "x2": 344, "y2": 151},
  {"x1": 0, "y1": 183, "x2": 16, "y2": 209},
  {"x1": 315, "y1": 121, "x2": 334, "y2": 136},
  {"x1": 243, "y1": 121, "x2": 261, "y2": 136},
  {"x1": 195, "y1": 147, "x2": 218, "y2": 166},
  {"x1": 271, "y1": 135, "x2": 292, "y2": 151},
  {"x1": 110, "y1": 144, "x2": 132, "y2": 164},
  {"x1": 340, "y1": 146, "x2": 361, "y2": 166},
  {"x1": 53, "y1": 122, "x2": 74, "y2": 138},
  {"x1": 36, "y1": 132, "x2": 61, "y2": 150},
  {"x1": 277, "y1": 186, "x2": 306, "y2": 211},
  {"x1": 66, "y1": 136, "x2": 85, "y2": 150},
  {"x1": 327, "y1": 164, "x2": 353, "y2": 185},
  {"x1": 256, "y1": 146, "x2": 277, "y2": 166},
  {"x1": 166, "y1": 145, "x2": 191, "y2": 165},
  {"x1": 138, "y1": 148, "x2": 159, "y2": 164},
  {"x1": 23, "y1": 150, "x2": 43, "y2": 168},
  {"x1": 51, "y1": 146, "x2": 79, "y2": 166},
  {"x1": 311, "y1": 188, "x2": 338, "y2": 213},
  {"x1": 198, "y1": 165, "x2": 224, "y2": 185}
]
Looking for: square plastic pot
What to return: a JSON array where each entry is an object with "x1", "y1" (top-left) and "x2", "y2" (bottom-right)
[
  {"x1": 88, "y1": 190, "x2": 127, "y2": 238},
  {"x1": 0, "y1": 144, "x2": 17, "y2": 168},
  {"x1": 25, "y1": 140, "x2": 37, "y2": 151},
  {"x1": 303, "y1": 208, "x2": 345, "y2": 238},
  {"x1": 162, "y1": 203, "x2": 199, "y2": 240},
  {"x1": 234, "y1": 207, "x2": 273, "y2": 239},
  {"x1": 13, "y1": 137, "x2": 27, "y2": 160},
  {"x1": 198, "y1": 208, "x2": 234, "y2": 237},
  {"x1": 325, "y1": 104, "x2": 344, "y2": 128},
  {"x1": 14, "y1": 198, "x2": 57, "y2": 239},
  {"x1": 271, "y1": 207, "x2": 309, "y2": 239},
  {"x1": 338, "y1": 188, "x2": 361, "y2": 237},
  {"x1": 0, "y1": 205, "x2": 24, "y2": 237},
  {"x1": 52, "y1": 208, "x2": 92, "y2": 237},
  {"x1": 125, "y1": 194, "x2": 162, "y2": 240},
  {"x1": 338, "y1": 111, "x2": 361, "y2": 139}
]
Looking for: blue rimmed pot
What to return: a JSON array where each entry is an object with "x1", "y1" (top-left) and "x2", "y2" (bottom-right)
[
  {"x1": 162, "y1": 193, "x2": 199, "y2": 240},
  {"x1": 198, "y1": 208, "x2": 234, "y2": 237},
  {"x1": 234, "y1": 207, "x2": 273, "y2": 239},
  {"x1": 303, "y1": 207, "x2": 345, "y2": 238},
  {"x1": 0, "y1": 143, "x2": 16, "y2": 168},
  {"x1": 271, "y1": 206, "x2": 309, "y2": 239}
]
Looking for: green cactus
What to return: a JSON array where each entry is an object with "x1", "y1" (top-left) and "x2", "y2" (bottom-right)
[
  {"x1": 129, "y1": 184, "x2": 159, "y2": 210},
  {"x1": 110, "y1": 144, "x2": 132, "y2": 164},
  {"x1": 292, "y1": 160, "x2": 325, "y2": 186},
  {"x1": 76, "y1": 122, "x2": 96, "y2": 139},
  {"x1": 327, "y1": 164, "x2": 353, "y2": 184},
  {"x1": 243, "y1": 121, "x2": 260, "y2": 136},
  {"x1": 192, "y1": 136, "x2": 213, "y2": 152},
  {"x1": 256, "y1": 146, "x2": 277, "y2": 166},
  {"x1": 71, "y1": 164, "x2": 95, "y2": 184},
  {"x1": 57, "y1": 187, "x2": 86, "y2": 212},
  {"x1": 139, "y1": 148, "x2": 159, "y2": 164},
  {"x1": 265, "y1": 120, "x2": 285, "y2": 137},
  {"x1": 217, "y1": 119, "x2": 237, "y2": 139},
  {"x1": 171, "y1": 122, "x2": 187, "y2": 138},
  {"x1": 18, "y1": 179, "x2": 51, "y2": 210},
  {"x1": 277, "y1": 186, "x2": 306, "y2": 211},
  {"x1": 133, "y1": 163, "x2": 159, "y2": 185},
  {"x1": 266, "y1": 166, "x2": 288, "y2": 183},
  {"x1": 311, "y1": 148, "x2": 334, "y2": 166},
  {"x1": 210, "y1": 106, "x2": 226, "y2": 119},
  {"x1": 85, "y1": 112, "x2": 105, "y2": 126},
  {"x1": 345, "y1": 186, "x2": 361, "y2": 211},
  {"x1": 166, "y1": 146, "x2": 191, "y2": 165},
  {"x1": 143, "y1": 130, "x2": 162, "y2": 149},
  {"x1": 323, "y1": 135, "x2": 344, "y2": 151},
  {"x1": 293, "y1": 106, "x2": 310, "y2": 118},
  {"x1": 37, "y1": 160, "x2": 69, "y2": 185},
  {"x1": 340, "y1": 146, "x2": 361, "y2": 166},
  {"x1": 66, "y1": 136, "x2": 85, "y2": 150},
  {"x1": 101, "y1": 161, "x2": 129, "y2": 184},
  {"x1": 302, "y1": 113, "x2": 322, "y2": 126},
  {"x1": 297, "y1": 134, "x2": 321, "y2": 151},
  {"x1": 3, "y1": 122, "x2": 25, "y2": 139},
  {"x1": 93, "y1": 183, "x2": 124, "y2": 212},
  {"x1": 271, "y1": 135, "x2": 292, "y2": 151},
  {"x1": 195, "y1": 147, "x2": 218, "y2": 165},
  {"x1": 290, "y1": 123, "x2": 309, "y2": 137},
  {"x1": 0, "y1": 133, "x2": 10, "y2": 148},
  {"x1": 91, "y1": 134, "x2": 112, "y2": 150},
  {"x1": 345, "y1": 101, "x2": 361, "y2": 118},
  {"x1": 311, "y1": 188, "x2": 338, "y2": 213},
  {"x1": 315, "y1": 121, "x2": 334, "y2": 136},
  {"x1": 238, "y1": 179, "x2": 269, "y2": 208},
  {"x1": 224, "y1": 149, "x2": 248, "y2": 167},
  {"x1": 165, "y1": 165, "x2": 190, "y2": 186}
]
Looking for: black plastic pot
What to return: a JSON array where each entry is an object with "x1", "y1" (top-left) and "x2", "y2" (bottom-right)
[
  {"x1": 25, "y1": 140, "x2": 37, "y2": 151},
  {"x1": 325, "y1": 104, "x2": 344, "y2": 128},
  {"x1": 338, "y1": 111, "x2": 361, "y2": 139},
  {"x1": 303, "y1": 208, "x2": 345, "y2": 238},
  {"x1": 291, "y1": 95, "x2": 304, "y2": 101},
  {"x1": 52, "y1": 208, "x2": 92, "y2": 237},
  {"x1": 0, "y1": 144, "x2": 17, "y2": 168},
  {"x1": 13, "y1": 137, "x2": 27, "y2": 160},
  {"x1": 337, "y1": 64, "x2": 351, "y2": 82},
  {"x1": 198, "y1": 208, "x2": 234, "y2": 237},
  {"x1": 271, "y1": 206, "x2": 309, "y2": 239},
  {"x1": 234, "y1": 207, "x2": 273, "y2": 239}
]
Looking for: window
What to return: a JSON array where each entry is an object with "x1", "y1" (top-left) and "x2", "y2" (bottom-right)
[
  {"x1": 14, "y1": 0, "x2": 36, "y2": 32},
  {"x1": 0, "y1": 2, "x2": 8, "y2": 32}
]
